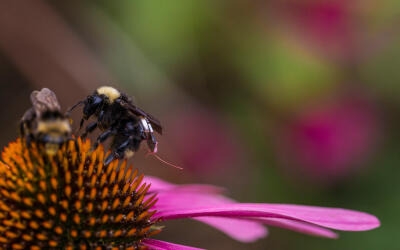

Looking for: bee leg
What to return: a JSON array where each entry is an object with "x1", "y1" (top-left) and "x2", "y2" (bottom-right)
[
  {"x1": 104, "y1": 152, "x2": 117, "y2": 166},
  {"x1": 117, "y1": 138, "x2": 130, "y2": 151},
  {"x1": 147, "y1": 133, "x2": 158, "y2": 153},
  {"x1": 98, "y1": 110, "x2": 105, "y2": 123},
  {"x1": 25, "y1": 135, "x2": 32, "y2": 148},
  {"x1": 104, "y1": 138, "x2": 130, "y2": 166},
  {"x1": 19, "y1": 122, "x2": 25, "y2": 137},
  {"x1": 93, "y1": 129, "x2": 115, "y2": 149},
  {"x1": 67, "y1": 101, "x2": 83, "y2": 114},
  {"x1": 79, "y1": 118, "x2": 85, "y2": 131},
  {"x1": 81, "y1": 121, "x2": 98, "y2": 139}
]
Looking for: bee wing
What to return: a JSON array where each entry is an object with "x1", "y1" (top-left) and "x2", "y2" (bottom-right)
[
  {"x1": 119, "y1": 100, "x2": 163, "y2": 134},
  {"x1": 21, "y1": 107, "x2": 35, "y2": 121},
  {"x1": 30, "y1": 88, "x2": 61, "y2": 116}
]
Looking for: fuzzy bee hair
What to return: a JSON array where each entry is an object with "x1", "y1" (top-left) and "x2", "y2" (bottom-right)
[
  {"x1": 20, "y1": 88, "x2": 72, "y2": 155},
  {"x1": 96, "y1": 86, "x2": 121, "y2": 103},
  {"x1": 36, "y1": 119, "x2": 72, "y2": 135},
  {"x1": 69, "y1": 86, "x2": 162, "y2": 165}
]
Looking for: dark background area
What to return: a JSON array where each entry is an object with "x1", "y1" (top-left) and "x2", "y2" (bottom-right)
[{"x1": 0, "y1": 1, "x2": 398, "y2": 249}]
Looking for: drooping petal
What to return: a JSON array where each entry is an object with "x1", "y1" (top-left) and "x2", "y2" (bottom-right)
[
  {"x1": 156, "y1": 203, "x2": 380, "y2": 232},
  {"x1": 195, "y1": 217, "x2": 268, "y2": 242},
  {"x1": 256, "y1": 218, "x2": 338, "y2": 238},
  {"x1": 155, "y1": 190, "x2": 336, "y2": 239},
  {"x1": 142, "y1": 239, "x2": 205, "y2": 250},
  {"x1": 154, "y1": 192, "x2": 234, "y2": 210},
  {"x1": 153, "y1": 192, "x2": 268, "y2": 242},
  {"x1": 145, "y1": 176, "x2": 224, "y2": 194},
  {"x1": 143, "y1": 176, "x2": 176, "y2": 192}
]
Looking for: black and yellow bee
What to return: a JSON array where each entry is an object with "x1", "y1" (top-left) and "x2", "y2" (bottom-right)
[
  {"x1": 20, "y1": 88, "x2": 72, "y2": 155},
  {"x1": 68, "y1": 86, "x2": 162, "y2": 165}
]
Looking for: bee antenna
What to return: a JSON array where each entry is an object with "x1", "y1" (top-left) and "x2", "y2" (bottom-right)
[
  {"x1": 146, "y1": 152, "x2": 183, "y2": 170},
  {"x1": 66, "y1": 101, "x2": 84, "y2": 115}
]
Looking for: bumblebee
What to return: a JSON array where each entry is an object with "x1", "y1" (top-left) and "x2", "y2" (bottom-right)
[
  {"x1": 68, "y1": 86, "x2": 162, "y2": 165},
  {"x1": 20, "y1": 88, "x2": 72, "y2": 155}
]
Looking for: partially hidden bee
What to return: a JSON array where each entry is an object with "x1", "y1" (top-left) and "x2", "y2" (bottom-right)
[
  {"x1": 20, "y1": 88, "x2": 72, "y2": 155},
  {"x1": 68, "y1": 86, "x2": 163, "y2": 165}
]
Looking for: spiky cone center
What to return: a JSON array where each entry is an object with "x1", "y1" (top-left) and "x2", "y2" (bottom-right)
[{"x1": 0, "y1": 138, "x2": 160, "y2": 249}]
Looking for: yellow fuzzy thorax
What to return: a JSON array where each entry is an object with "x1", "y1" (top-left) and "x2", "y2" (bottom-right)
[{"x1": 96, "y1": 86, "x2": 121, "y2": 103}]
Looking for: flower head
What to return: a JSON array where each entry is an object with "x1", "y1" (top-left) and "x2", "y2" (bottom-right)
[
  {"x1": 0, "y1": 137, "x2": 380, "y2": 249},
  {"x1": 0, "y1": 138, "x2": 159, "y2": 249}
]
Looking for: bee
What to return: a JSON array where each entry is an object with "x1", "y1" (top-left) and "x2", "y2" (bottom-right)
[
  {"x1": 20, "y1": 88, "x2": 72, "y2": 155},
  {"x1": 68, "y1": 86, "x2": 162, "y2": 165}
]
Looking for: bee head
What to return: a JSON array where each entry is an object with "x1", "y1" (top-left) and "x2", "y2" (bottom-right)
[
  {"x1": 80, "y1": 86, "x2": 121, "y2": 119},
  {"x1": 83, "y1": 93, "x2": 105, "y2": 119}
]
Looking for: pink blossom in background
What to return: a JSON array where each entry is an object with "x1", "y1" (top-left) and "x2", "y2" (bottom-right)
[
  {"x1": 275, "y1": 91, "x2": 380, "y2": 184},
  {"x1": 141, "y1": 176, "x2": 380, "y2": 249},
  {"x1": 275, "y1": 0, "x2": 357, "y2": 59},
  {"x1": 167, "y1": 107, "x2": 240, "y2": 176}
]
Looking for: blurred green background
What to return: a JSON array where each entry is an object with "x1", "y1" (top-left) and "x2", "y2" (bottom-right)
[{"x1": 0, "y1": 0, "x2": 398, "y2": 249}]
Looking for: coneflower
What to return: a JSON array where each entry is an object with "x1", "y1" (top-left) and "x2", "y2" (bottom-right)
[
  {"x1": 0, "y1": 138, "x2": 159, "y2": 249},
  {"x1": 0, "y1": 137, "x2": 380, "y2": 249}
]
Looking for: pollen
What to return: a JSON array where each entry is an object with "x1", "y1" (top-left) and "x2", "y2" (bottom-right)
[{"x1": 0, "y1": 138, "x2": 160, "y2": 249}]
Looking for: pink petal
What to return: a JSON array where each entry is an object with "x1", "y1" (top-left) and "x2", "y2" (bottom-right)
[
  {"x1": 144, "y1": 176, "x2": 175, "y2": 192},
  {"x1": 155, "y1": 191, "x2": 335, "y2": 239},
  {"x1": 154, "y1": 192, "x2": 267, "y2": 242},
  {"x1": 145, "y1": 176, "x2": 224, "y2": 194},
  {"x1": 142, "y1": 239, "x2": 204, "y2": 250},
  {"x1": 154, "y1": 192, "x2": 234, "y2": 210},
  {"x1": 256, "y1": 218, "x2": 338, "y2": 238},
  {"x1": 195, "y1": 216, "x2": 268, "y2": 242},
  {"x1": 156, "y1": 203, "x2": 380, "y2": 232}
]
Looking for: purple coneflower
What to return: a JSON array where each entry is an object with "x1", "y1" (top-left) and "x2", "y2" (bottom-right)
[
  {"x1": 276, "y1": 91, "x2": 380, "y2": 184},
  {"x1": 0, "y1": 137, "x2": 379, "y2": 249}
]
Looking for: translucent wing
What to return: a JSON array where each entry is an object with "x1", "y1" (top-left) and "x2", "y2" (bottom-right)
[
  {"x1": 119, "y1": 100, "x2": 163, "y2": 134},
  {"x1": 30, "y1": 88, "x2": 61, "y2": 117}
]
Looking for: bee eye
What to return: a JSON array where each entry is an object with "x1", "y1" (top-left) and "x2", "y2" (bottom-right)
[{"x1": 92, "y1": 96, "x2": 103, "y2": 105}]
